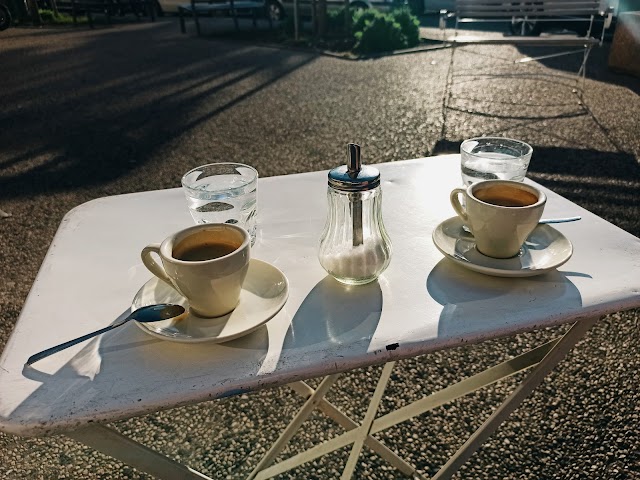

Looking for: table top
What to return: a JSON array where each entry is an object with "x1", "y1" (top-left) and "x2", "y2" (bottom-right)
[{"x1": 2, "y1": 155, "x2": 639, "y2": 437}]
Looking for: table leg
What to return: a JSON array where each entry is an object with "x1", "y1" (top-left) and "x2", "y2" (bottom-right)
[
  {"x1": 248, "y1": 373, "x2": 341, "y2": 479},
  {"x1": 289, "y1": 381, "x2": 425, "y2": 478},
  {"x1": 251, "y1": 318, "x2": 595, "y2": 479},
  {"x1": 341, "y1": 361, "x2": 395, "y2": 479},
  {"x1": 370, "y1": 337, "x2": 562, "y2": 434},
  {"x1": 67, "y1": 423, "x2": 211, "y2": 480},
  {"x1": 431, "y1": 316, "x2": 598, "y2": 479},
  {"x1": 251, "y1": 364, "x2": 427, "y2": 480}
]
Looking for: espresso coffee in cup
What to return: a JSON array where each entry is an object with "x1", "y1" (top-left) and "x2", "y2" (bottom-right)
[
  {"x1": 173, "y1": 234, "x2": 240, "y2": 262},
  {"x1": 474, "y1": 184, "x2": 538, "y2": 208},
  {"x1": 450, "y1": 180, "x2": 546, "y2": 258},
  {"x1": 141, "y1": 224, "x2": 250, "y2": 317}
]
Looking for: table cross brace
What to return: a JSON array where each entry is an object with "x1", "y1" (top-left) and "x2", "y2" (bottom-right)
[
  {"x1": 67, "y1": 423, "x2": 212, "y2": 480},
  {"x1": 249, "y1": 319, "x2": 594, "y2": 480}
]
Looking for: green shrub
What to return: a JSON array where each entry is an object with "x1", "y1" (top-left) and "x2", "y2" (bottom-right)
[
  {"x1": 350, "y1": 7, "x2": 420, "y2": 53},
  {"x1": 38, "y1": 9, "x2": 56, "y2": 22},
  {"x1": 354, "y1": 13, "x2": 407, "y2": 53},
  {"x1": 390, "y1": 8, "x2": 420, "y2": 48},
  {"x1": 38, "y1": 9, "x2": 85, "y2": 24},
  {"x1": 352, "y1": 8, "x2": 381, "y2": 35},
  {"x1": 278, "y1": 5, "x2": 421, "y2": 54}
]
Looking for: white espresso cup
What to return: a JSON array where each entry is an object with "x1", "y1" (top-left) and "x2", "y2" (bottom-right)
[
  {"x1": 450, "y1": 180, "x2": 546, "y2": 259},
  {"x1": 141, "y1": 224, "x2": 250, "y2": 317}
]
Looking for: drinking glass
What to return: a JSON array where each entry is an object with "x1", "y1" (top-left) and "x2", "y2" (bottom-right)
[
  {"x1": 181, "y1": 163, "x2": 258, "y2": 245},
  {"x1": 460, "y1": 137, "x2": 533, "y2": 186}
]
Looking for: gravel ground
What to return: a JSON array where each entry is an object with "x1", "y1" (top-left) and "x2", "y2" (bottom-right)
[{"x1": 0, "y1": 18, "x2": 638, "y2": 479}]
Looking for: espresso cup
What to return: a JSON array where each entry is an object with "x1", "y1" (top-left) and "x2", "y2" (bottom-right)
[
  {"x1": 450, "y1": 180, "x2": 546, "y2": 258},
  {"x1": 141, "y1": 224, "x2": 250, "y2": 317}
]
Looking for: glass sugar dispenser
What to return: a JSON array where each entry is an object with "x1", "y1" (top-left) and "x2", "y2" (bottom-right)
[{"x1": 318, "y1": 143, "x2": 392, "y2": 285}]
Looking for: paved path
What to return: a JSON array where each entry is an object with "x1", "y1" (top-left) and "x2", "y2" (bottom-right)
[{"x1": 0, "y1": 18, "x2": 638, "y2": 479}]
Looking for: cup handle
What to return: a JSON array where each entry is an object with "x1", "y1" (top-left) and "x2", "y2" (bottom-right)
[
  {"x1": 141, "y1": 244, "x2": 173, "y2": 286},
  {"x1": 450, "y1": 188, "x2": 468, "y2": 223}
]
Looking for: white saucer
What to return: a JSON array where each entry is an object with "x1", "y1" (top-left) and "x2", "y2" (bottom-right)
[
  {"x1": 131, "y1": 259, "x2": 289, "y2": 343},
  {"x1": 432, "y1": 217, "x2": 573, "y2": 277}
]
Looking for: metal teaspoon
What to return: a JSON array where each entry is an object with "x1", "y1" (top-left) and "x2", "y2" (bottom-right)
[
  {"x1": 462, "y1": 216, "x2": 581, "y2": 234},
  {"x1": 26, "y1": 304, "x2": 186, "y2": 366},
  {"x1": 539, "y1": 216, "x2": 582, "y2": 224}
]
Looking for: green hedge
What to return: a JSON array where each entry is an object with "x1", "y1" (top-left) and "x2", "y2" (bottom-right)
[
  {"x1": 279, "y1": 6, "x2": 421, "y2": 55},
  {"x1": 353, "y1": 7, "x2": 420, "y2": 54},
  {"x1": 38, "y1": 9, "x2": 86, "y2": 24}
]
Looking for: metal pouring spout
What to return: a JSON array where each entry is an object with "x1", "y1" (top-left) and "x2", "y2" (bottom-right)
[{"x1": 347, "y1": 143, "x2": 363, "y2": 247}]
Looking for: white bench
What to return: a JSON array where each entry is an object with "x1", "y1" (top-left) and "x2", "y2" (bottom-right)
[
  {"x1": 440, "y1": 0, "x2": 615, "y2": 86},
  {"x1": 178, "y1": 0, "x2": 272, "y2": 35}
]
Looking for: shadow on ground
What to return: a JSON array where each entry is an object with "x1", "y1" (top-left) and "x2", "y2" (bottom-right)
[
  {"x1": 0, "y1": 22, "x2": 316, "y2": 200},
  {"x1": 516, "y1": 43, "x2": 640, "y2": 95},
  {"x1": 420, "y1": 13, "x2": 639, "y2": 94}
]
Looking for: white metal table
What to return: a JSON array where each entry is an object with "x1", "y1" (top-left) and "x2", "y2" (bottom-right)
[{"x1": 1, "y1": 155, "x2": 639, "y2": 479}]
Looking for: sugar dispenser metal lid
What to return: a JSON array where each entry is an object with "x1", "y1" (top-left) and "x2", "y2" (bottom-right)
[{"x1": 328, "y1": 143, "x2": 380, "y2": 192}]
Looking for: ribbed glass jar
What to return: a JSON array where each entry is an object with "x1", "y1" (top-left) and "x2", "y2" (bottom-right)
[{"x1": 318, "y1": 186, "x2": 392, "y2": 285}]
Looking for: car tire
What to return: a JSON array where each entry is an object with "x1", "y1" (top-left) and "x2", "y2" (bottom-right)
[
  {"x1": 0, "y1": 3, "x2": 11, "y2": 31},
  {"x1": 267, "y1": 0, "x2": 284, "y2": 21}
]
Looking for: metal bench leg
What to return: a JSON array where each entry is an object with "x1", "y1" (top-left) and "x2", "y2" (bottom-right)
[
  {"x1": 179, "y1": 7, "x2": 186, "y2": 33},
  {"x1": 576, "y1": 45, "x2": 593, "y2": 96},
  {"x1": 232, "y1": 9, "x2": 239, "y2": 30},
  {"x1": 194, "y1": 8, "x2": 201, "y2": 35},
  {"x1": 67, "y1": 423, "x2": 212, "y2": 480},
  {"x1": 87, "y1": 10, "x2": 94, "y2": 29}
]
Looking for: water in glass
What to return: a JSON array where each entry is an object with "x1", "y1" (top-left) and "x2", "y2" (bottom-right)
[
  {"x1": 461, "y1": 151, "x2": 529, "y2": 186},
  {"x1": 460, "y1": 137, "x2": 532, "y2": 186},
  {"x1": 183, "y1": 164, "x2": 257, "y2": 244}
]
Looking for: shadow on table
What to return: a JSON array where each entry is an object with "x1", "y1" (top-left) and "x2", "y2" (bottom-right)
[
  {"x1": 427, "y1": 260, "x2": 583, "y2": 340},
  {"x1": 281, "y1": 276, "x2": 382, "y2": 351},
  {"x1": 13, "y1": 308, "x2": 269, "y2": 435}
]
